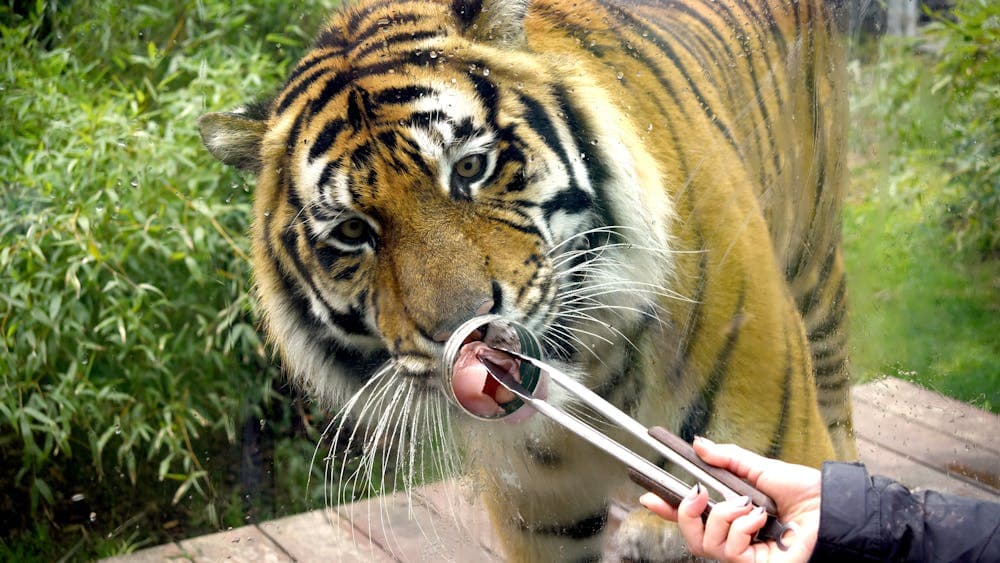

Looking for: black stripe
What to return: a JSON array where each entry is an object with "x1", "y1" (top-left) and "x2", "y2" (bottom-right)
[
  {"x1": 670, "y1": 220, "x2": 708, "y2": 384},
  {"x1": 312, "y1": 28, "x2": 346, "y2": 50},
  {"x1": 815, "y1": 373, "x2": 848, "y2": 391},
  {"x1": 305, "y1": 58, "x2": 425, "y2": 118},
  {"x1": 316, "y1": 160, "x2": 339, "y2": 200},
  {"x1": 376, "y1": 130, "x2": 398, "y2": 151},
  {"x1": 277, "y1": 66, "x2": 331, "y2": 115},
  {"x1": 404, "y1": 109, "x2": 448, "y2": 130},
  {"x1": 524, "y1": 438, "x2": 562, "y2": 468},
  {"x1": 452, "y1": 0, "x2": 483, "y2": 28},
  {"x1": 610, "y1": 6, "x2": 739, "y2": 154},
  {"x1": 679, "y1": 283, "x2": 746, "y2": 442},
  {"x1": 793, "y1": 243, "x2": 839, "y2": 311},
  {"x1": 521, "y1": 508, "x2": 608, "y2": 539},
  {"x1": 541, "y1": 188, "x2": 593, "y2": 220},
  {"x1": 807, "y1": 277, "x2": 847, "y2": 341},
  {"x1": 371, "y1": 85, "x2": 435, "y2": 106},
  {"x1": 487, "y1": 212, "x2": 542, "y2": 239},
  {"x1": 712, "y1": 0, "x2": 783, "y2": 177},
  {"x1": 468, "y1": 72, "x2": 501, "y2": 125},
  {"x1": 309, "y1": 118, "x2": 347, "y2": 162},
  {"x1": 553, "y1": 88, "x2": 618, "y2": 231},
  {"x1": 645, "y1": 8, "x2": 770, "y2": 190},
  {"x1": 766, "y1": 324, "x2": 794, "y2": 458},
  {"x1": 453, "y1": 117, "x2": 475, "y2": 140},
  {"x1": 518, "y1": 92, "x2": 597, "y2": 224},
  {"x1": 350, "y1": 141, "x2": 373, "y2": 167},
  {"x1": 344, "y1": 0, "x2": 412, "y2": 35},
  {"x1": 285, "y1": 49, "x2": 340, "y2": 90},
  {"x1": 349, "y1": 13, "x2": 424, "y2": 51}
]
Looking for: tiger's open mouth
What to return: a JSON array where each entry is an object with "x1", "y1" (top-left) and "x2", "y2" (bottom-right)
[
  {"x1": 446, "y1": 320, "x2": 545, "y2": 423},
  {"x1": 452, "y1": 338, "x2": 521, "y2": 416}
]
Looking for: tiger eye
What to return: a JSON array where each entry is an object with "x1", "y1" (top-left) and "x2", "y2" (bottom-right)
[
  {"x1": 454, "y1": 154, "x2": 485, "y2": 179},
  {"x1": 335, "y1": 218, "x2": 368, "y2": 243}
]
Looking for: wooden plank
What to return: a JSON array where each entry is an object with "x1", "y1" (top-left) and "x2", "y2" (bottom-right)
[
  {"x1": 852, "y1": 381, "x2": 1000, "y2": 494},
  {"x1": 100, "y1": 542, "x2": 187, "y2": 562},
  {"x1": 258, "y1": 508, "x2": 395, "y2": 562},
  {"x1": 105, "y1": 380, "x2": 999, "y2": 562},
  {"x1": 177, "y1": 524, "x2": 291, "y2": 562},
  {"x1": 340, "y1": 486, "x2": 504, "y2": 562},
  {"x1": 411, "y1": 479, "x2": 505, "y2": 558},
  {"x1": 853, "y1": 378, "x2": 999, "y2": 453},
  {"x1": 856, "y1": 437, "x2": 998, "y2": 501}
]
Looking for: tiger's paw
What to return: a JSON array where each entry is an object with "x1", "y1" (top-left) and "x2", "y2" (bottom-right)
[{"x1": 608, "y1": 507, "x2": 698, "y2": 562}]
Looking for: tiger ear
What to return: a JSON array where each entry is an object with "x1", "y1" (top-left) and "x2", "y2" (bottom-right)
[
  {"x1": 197, "y1": 109, "x2": 268, "y2": 173},
  {"x1": 452, "y1": 0, "x2": 529, "y2": 48}
]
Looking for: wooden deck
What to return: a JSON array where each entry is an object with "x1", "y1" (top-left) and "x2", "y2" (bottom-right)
[{"x1": 105, "y1": 379, "x2": 998, "y2": 562}]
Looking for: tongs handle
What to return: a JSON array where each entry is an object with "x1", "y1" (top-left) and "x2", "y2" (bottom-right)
[
  {"x1": 647, "y1": 427, "x2": 777, "y2": 514},
  {"x1": 632, "y1": 427, "x2": 790, "y2": 549}
]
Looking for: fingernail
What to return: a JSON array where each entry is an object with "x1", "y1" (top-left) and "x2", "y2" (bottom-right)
[
  {"x1": 639, "y1": 492, "x2": 656, "y2": 509},
  {"x1": 685, "y1": 483, "x2": 702, "y2": 501},
  {"x1": 693, "y1": 435, "x2": 715, "y2": 446},
  {"x1": 740, "y1": 496, "x2": 751, "y2": 507},
  {"x1": 754, "y1": 505, "x2": 767, "y2": 517}
]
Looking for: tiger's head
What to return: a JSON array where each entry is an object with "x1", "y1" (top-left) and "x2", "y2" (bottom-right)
[{"x1": 199, "y1": 0, "x2": 672, "y2": 442}]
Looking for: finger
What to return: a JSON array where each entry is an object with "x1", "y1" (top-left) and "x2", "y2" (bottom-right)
[
  {"x1": 693, "y1": 437, "x2": 776, "y2": 482},
  {"x1": 702, "y1": 496, "x2": 754, "y2": 554},
  {"x1": 675, "y1": 484, "x2": 710, "y2": 556},
  {"x1": 723, "y1": 505, "x2": 768, "y2": 561},
  {"x1": 639, "y1": 492, "x2": 679, "y2": 521}
]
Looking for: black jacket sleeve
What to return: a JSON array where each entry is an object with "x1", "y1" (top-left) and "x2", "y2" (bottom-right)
[{"x1": 809, "y1": 461, "x2": 1000, "y2": 562}]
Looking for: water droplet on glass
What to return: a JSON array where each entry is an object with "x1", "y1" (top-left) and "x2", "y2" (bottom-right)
[
  {"x1": 129, "y1": 177, "x2": 139, "y2": 189},
  {"x1": 263, "y1": 209, "x2": 271, "y2": 217},
  {"x1": 590, "y1": 139, "x2": 599, "y2": 145},
  {"x1": 616, "y1": 71, "x2": 624, "y2": 80},
  {"x1": 89, "y1": 512, "x2": 97, "y2": 523},
  {"x1": 429, "y1": 50, "x2": 438, "y2": 59},
  {"x1": 71, "y1": 493, "x2": 86, "y2": 503},
  {"x1": 647, "y1": 123, "x2": 654, "y2": 132},
  {"x1": 482, "y1": 68, "x2": 490, "y2": 76}
]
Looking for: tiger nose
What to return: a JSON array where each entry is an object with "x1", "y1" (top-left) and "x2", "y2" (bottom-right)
[{"x1": 431, "y1": 298, "x2": 495, "y2": 343}]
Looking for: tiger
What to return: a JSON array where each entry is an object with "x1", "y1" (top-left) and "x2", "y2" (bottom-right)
[{"x1": 198, "y1": 0, "x2": 857, "y2": 559}]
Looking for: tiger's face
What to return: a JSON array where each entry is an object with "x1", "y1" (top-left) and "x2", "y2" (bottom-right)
[{"x1": 200, "y1": 0, "x2": 671, "y2": 426}]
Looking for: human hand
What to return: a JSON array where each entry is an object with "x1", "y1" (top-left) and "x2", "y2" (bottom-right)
[{"x1": 639, "y1": 437, "x2": 821, "y2": 563}]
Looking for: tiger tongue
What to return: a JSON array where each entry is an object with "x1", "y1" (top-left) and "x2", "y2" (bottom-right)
[{"x1": 451, "y1": 341, "x2": 519, "y2": 417}]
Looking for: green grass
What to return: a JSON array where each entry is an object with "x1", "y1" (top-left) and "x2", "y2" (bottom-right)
[{"x1": 844, "y1": 162, "x2": 1000, "y2": 412}]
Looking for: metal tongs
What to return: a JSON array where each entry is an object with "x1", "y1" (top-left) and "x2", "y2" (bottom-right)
[{"x1": 477, "y1": 348, "x2": 790, "y2": 549}]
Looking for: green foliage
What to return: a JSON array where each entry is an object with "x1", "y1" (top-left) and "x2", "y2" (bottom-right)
[
  {"x1": 925, "y1": 0, "x2": 1000, "y2": 258},
  {"x1": 0, "y1": 0, "x2": 337, "y2": 557},
  {"x1": 850, "y1": 0, "x2": 999, "y2": 258},
  {"x1": 845, "y1": 0, "x2": 999, "y2": 412}
]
